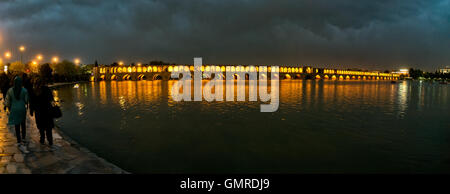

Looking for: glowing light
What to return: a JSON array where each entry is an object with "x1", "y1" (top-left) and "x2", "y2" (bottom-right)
[
  {"x1": 36, "y1": 54, "x2": 43, "y2": 61},
  {"x1": 52, "y1": 57, "x2": 59, "y2": 63},
  {"x1": 119, "y1": 61, "x2": 124, "y2": 66},
  {"x1": 4, "y1": 52, "x2": 11, "y2": 59},
  {"x1": 19, "y1": 46, "x2": 26, "y2": 52},
  {"x1": 74, "y1": 58, "x2": 80, "y2": 65}
]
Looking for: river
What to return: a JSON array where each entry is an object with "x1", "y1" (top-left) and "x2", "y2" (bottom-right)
[{"x1": 53, "y1": 80, "x2": 450, "y2": 173}]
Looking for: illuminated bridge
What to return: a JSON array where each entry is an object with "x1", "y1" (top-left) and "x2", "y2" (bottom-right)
[{"x1": 92, "y1": 65, "x2": 400, "y2": 81}]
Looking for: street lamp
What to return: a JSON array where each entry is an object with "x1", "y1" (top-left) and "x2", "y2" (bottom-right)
[
  {"x1": 4, "y1": 52, "x2": 11, "y2": 59},
  {"x1": 74, "y1": 58, "x2": 80, "y2": 65},
  {"x1": 36, "y1": 54, "x2": 43, "y2": 61},
  {"x1": 52, "y1": 57, "x2": 59, "y2": 63},
  {"x1": 19, "y1": 46, "x2": 25, "y2": 63}
]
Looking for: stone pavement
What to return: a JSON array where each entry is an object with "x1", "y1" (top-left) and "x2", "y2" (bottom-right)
[{"x1": 0, "y1": 100, "x2": 128, "y2": 174}]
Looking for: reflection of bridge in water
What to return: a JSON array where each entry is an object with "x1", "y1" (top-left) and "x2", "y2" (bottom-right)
[{"x1": 92, "y1": 65, "x2": 400, "y2": 81}]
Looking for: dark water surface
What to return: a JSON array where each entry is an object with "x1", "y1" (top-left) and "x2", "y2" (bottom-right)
[{"x1": 54, "y1": 80, "x2": 450, "y2": 173}]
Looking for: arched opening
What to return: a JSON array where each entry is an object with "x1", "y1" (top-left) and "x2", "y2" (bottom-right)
[
  {"x1": 123, "y1": 74, "x2": 131, "y2": 80},
  {"x1": 352, "y1": 76, "x2": 356, "y2": 79},
  {"x1": 331, "y1": 75, "x2": 337, "y2": 80},
  {"x1": 295, "y1": 74, "x2": 301, "y2": 79},
  {"x1": 138, "y1": 74, "x2": 147, "y2": 80},
  {"x1": 284, "y1": 74, "x2": 291, "y2": 79},
  {"x1": 153, "y1": 74, "x2": 162, "y2": 80},
  {"x1": 100, "y1": 75, "x2": 105, "y2": 81},
  {"x1": 339, "y1": 75, "x2": 344, "y2": 80},
  {"x1": 214, "y1": 73, "x2": 225, "y2": 80},
  {"x1": 111, "y1": 75, "x2": 118, "y2": 81},
  {"x1": 345, "y1": 75, "x2": 350, "y2": 79},
  {"x1": 315, "y1": 75, "x2": 321, "y2": 79},
  {"x1": 259, "y1": 73, "x2": 267, "y2": 80},
  {"x1": 324, "y1": 75, "x2": 329, "y2": 79},
  {"x1": 233, "y1": 74, "x2": 241, "y2": 80}
]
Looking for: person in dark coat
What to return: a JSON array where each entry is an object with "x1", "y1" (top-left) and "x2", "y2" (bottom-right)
[
  {"x1": 30, "y1": 78, "x2": 55, "y2": 146},
  {"x1": 0, "y1": 73, "x2": 10, "y2": 101}
]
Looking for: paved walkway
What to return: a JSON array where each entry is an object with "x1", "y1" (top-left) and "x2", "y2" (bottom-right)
[{"x1": 0, "y1": 99, "x2": 127, "y2": 174}]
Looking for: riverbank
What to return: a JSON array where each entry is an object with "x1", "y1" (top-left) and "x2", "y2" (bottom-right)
[
  {"x1": 0, "y1": 83, "x2": 128, "y2": 174},
  {"x1": 49, "y1": 81, "x2": 89, "y2": 88}
]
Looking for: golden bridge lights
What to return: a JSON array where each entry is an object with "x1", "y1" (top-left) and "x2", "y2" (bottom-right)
[{"x1": 119, "y1": 61, "x2": 124, "y2": 66}]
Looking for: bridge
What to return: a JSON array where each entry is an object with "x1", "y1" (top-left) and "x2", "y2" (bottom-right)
[{"x1": 91, "y1": 65, "x2": 400, "y2": 81}]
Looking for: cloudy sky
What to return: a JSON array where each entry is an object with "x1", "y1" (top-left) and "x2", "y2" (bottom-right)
[{"x1": 0, "y1": 0, "x2": 449, "y2": 71}]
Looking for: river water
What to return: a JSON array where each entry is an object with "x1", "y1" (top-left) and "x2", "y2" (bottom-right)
[{"x1": 54, "y1": 80, "x2": 450, "y2": 173}]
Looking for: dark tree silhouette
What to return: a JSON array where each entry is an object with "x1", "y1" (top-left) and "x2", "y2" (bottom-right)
[{"x1": 39, "y1": 63, "x2": 53, "y2": 82}]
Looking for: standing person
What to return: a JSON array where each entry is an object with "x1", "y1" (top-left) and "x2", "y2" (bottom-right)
[
  {"x1": 4, "y1": 76, "x2": 29, "y2": 153},
  {"x1": 0, "y1": 73, "x2": 10, "y2": 101},
  {"x1": 30, "y1": 78, "x2": 55, "y2": 148}
]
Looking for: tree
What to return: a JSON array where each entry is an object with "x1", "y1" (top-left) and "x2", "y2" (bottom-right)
[
  {"x1": 39, "y1": 63, "x2": 53, "y2": 82},
  {"x1": 8, "y1": 61, "x2": 26, "y2": 73},
  {"x1": 51, "y1": 60, "x2": 80, "y2": 77},
  {"x1": 80, "y1": 64, "x2": 94, "y2": 75},
  {"x1": 409, "y1": 68, "x2": 423, "y2": 79}
]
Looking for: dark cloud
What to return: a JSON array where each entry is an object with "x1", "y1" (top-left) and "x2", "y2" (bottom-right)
[{"x1": 0, "y1": 0, "x2": 449, "y2": 70}]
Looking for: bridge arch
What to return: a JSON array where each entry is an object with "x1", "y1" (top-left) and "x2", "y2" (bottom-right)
[
  {"x1": 111, "y1": 75, "x2": 118, "y2": 81},
  {"x1": 153, "y1": 74, "x2": 162, "y2": 80},
  {"x1": 295, "y1": 74, "x2": 301, "y2": 79},
  {"x1": 100, "y1": 75, "x2": 105, "y2": 81},
  {"x1": 324, "y1": 75, "x2": 329, "y2": 79},
  {"x1": 284, "y1": 74, "x2": 291, "y2": 79},
  {"x1": 259, "y1": 73, "x2": 267, "y2": 80},
  {"x1": 138, "y1": 74, "x2": 147, "y2": 80},
  {"x1": 123, "y1": 74, "x2": 131, "y2": 80},
  {"x1": 315, "y1": 75, "x2": 321, "y2": 79}
]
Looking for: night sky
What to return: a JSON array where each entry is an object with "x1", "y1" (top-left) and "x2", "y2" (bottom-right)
[{"x1": 0, "y1": 0, "x2": 449, "y2": 71}]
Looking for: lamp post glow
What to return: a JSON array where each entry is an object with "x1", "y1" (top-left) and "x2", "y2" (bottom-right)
[
  {"x1": 36, "y1": 54, "x2": 43, "y2": 61},
  {"x1": 19, "y1": 46, "x2": 25, "y2": 63},
  {"x1": 119, "y1": 61, "x2": 124, "y2": 66},
  {"x1": 52, "y1": 57, "x2": 59, "y2": 63},
  {"x1": 4, "y1": 52, "x2": 11, "y2": 59},
  {"x1": 74, "y1": 58, "x2": 80, "y2": 65}
]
